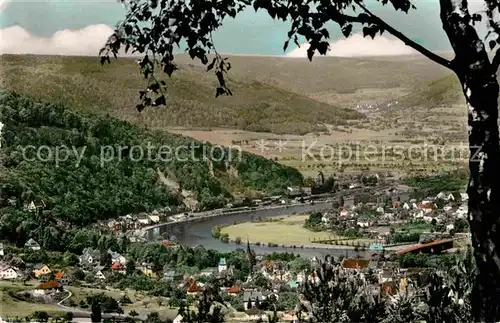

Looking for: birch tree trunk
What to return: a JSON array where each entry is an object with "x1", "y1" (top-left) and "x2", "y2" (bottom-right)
[{"x1": 440, "y1": 0, "x2": 500, "y2": 320}]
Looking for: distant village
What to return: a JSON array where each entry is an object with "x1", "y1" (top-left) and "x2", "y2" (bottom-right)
[
  {"x1": 0, "y1": 171, "x2": 470, "y2": 321},
  {"x1": 0, "y1": 237, "x2": 430, "y2": 322}
]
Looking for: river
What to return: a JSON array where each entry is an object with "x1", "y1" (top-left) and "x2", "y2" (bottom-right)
[{"x1": 149, "y1": 202, "x2": 370, "y2": 259}]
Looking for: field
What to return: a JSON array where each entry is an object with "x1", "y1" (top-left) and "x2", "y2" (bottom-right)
[
  {"x1": 0, "y1": 280, "x2": 179, "y2": 320},
  {"x1": 392, "y1": 221, "x2": 434, "y2": 234},
  {"x1": 0, "y1": 280, "x2": 66, "y2": 318},
  {"x1": 1, "y1": 53, "x2": 490, "y2": 178},
  {"x1": 66, "y1": 285, "x2": 179, "y2": 319},
  {"x1": 170, "y1": 123, "x2": 470, "y2": 178},
  {"x1": 220, "y1": 214, "x2": 374, "y2": 247}
]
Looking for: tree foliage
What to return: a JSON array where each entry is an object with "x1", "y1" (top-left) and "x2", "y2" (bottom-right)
[{"x1": 0, "y1": 92, "x2": 302, "y2": 246}]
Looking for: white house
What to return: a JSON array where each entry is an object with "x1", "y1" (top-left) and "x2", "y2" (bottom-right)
[
  {"x1": 0, "y1": 265, "x2": 20, "y2": 280},
  {"x1": 376, "y1": 206, "x2": 384, "y2": 214},
  {"x1": 321, "y1": 213, "x2": 333, "y2": 225},
  {"x1": 173, "y1": 314, "x2": 183, "y2": 323},
  {"x1": 148, "y1": 214, "x2": 160, "y2": 223},
  {"x1": 24, "y1": 201, "x2": 37, "y2": 212},
  {"x1": 357, "y1": 221, "x2": 370, "y2": 228},
  {"x1": 436, "y1": 192, "x2": 447, "y2": 200},
  {"x1": 412, "y1": 210, "x2": 424, "y2": 219},
  {"x1": 446, "y1": 224, "x2": 455, "y2": 233},
  {"x1": 243, "y1": 291, "x2": 265, "y2": 310},
  {"x1": 107, "y1": 250, "x2": 126, "y2": 264},
  {"x1": 25, "y1": 238, "x2": 41, "y2": 251},
  {"x1": 95, "y1": 270, "x2": 106, "y2": 280},
  {"x1": 460, "y1": 193, "x2": 469, "y2": 201},
  {"x1": 79, "y1": 248, "x2": 101, "y2": 266},
  {"x1": 403, "y1": 203, "x2": 410, "y2": 210},
  {"x1": 137, "y1": 216, "x2": 151, "y2": 225}
]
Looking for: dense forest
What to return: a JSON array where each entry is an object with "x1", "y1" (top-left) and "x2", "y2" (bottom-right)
[{"x1": 0, "y1": 91, "x2": 302, "y2": 244}]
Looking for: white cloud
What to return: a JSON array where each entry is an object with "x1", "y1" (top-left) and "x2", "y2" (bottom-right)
[
  {"x1": 0, "y1": 0, "x2": 8, "y2": 12},
  {"x1": 0, "y1": 24, "x2": 116, "y2": 56},
  {"x1": 286, "y1": 33, "x2": 417, "y2": 58}
]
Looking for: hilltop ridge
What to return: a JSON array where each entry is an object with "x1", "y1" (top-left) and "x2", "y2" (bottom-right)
[{"x1": 0, "y1": 55, "x2": 364, "y2": 135}]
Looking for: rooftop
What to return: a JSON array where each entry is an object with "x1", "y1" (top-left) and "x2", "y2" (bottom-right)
[
  {"x1": 36, "y1": 281, "x2": 61, "y2": 290},
  {"x1": 396, "y1": 239, "x2": 454, "y2": 256},
  {"x1": 341, "y1": 258, "x2": 370, "y2": 269}
]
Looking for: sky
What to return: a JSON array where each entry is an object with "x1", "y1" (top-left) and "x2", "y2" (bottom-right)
[{"x1": 0, "y1": 0, "x2": 489, "y2": 57}]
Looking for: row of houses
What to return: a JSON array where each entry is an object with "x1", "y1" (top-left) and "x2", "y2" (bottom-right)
[{"x1": 0, "y1": 261, "x2": 69, "y2": 284}]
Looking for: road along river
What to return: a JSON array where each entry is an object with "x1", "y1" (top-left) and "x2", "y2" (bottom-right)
[{"x1": 146, "y1": 202, "x2": 371, "y2": 258}]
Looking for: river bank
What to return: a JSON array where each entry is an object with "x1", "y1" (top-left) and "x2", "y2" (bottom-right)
[
  {"x1": 148, "y1": 202, "x2": 377, "y2": 258},
  {"x1": 217, "y1": 214, "x2": 376, "y2": 249}
]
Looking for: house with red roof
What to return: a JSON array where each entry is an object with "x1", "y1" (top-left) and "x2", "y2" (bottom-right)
[
  {"x1": 111, "y1": 263, "x2": 126, "y2": 274},
  {"x1": 33, "y1": 281, "x2": 62, "y2": 296},
  {"x1": 187, "y1": 281, "x2": 203, "y2": 295},
  {"x1": 53, "y1": 271, "x2": 68, "y2": 285},
  {"x1": 341, "y1": 258, "x2": 370, "y2": 270},
  {"x1": 228, "y1": 285, "x2": 242, "y2": 296}
]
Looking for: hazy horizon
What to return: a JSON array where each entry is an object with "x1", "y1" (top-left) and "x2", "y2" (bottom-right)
[{"x1": 0, "y1": 1, "x2": 490, "y2": 57}]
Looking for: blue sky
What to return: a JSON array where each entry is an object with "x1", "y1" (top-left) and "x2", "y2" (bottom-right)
[{"x1": 0, "y1": 1, "x2": 486, "y2": 56}]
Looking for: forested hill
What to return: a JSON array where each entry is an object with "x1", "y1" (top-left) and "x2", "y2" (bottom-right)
[
  {"x1": 0, "y1": 92, "x2": 302, "y2": 229},
  {"x1": 0, "y1": 55, "x2": 364, "y2": 135}
]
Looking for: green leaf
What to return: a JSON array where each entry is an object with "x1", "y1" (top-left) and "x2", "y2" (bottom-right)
[
  {"x1": 216, "y1": 71, "x2": 225, "y2": 87},
  {"x1": 153, "y1": 95, "x2": 166, "y2": 106},
  {"x1": 207, "y1": 58, "x2": 216, "y2": 71},
  {"x1": 317, "y1": 42, "x2": 329, "y2": 55},
  {"x1": 283, "y1": 40, "x2": 290, "y2": 52},
  {"x1": 363, "y1": 26, "x2": 378, "y2": 39},
  {"x1": 341, "y1": 24, "x2": 353, "y2": 38},
  {"x1": 200, "y1": 55, "x2": 208, "y2": 65},
  {"x1": 215, "y1": 87, "x2": 225, "y2": 98},
  {"x1": 163, "y1": 62, "x2": 177, "y2": 77},
  {"x1": 100, "y1": 56, "x2": 110, "y2": 65},
  {"x1": 307, "y1": 46, "x2": 315, "y2": 62},
  {"x1": 149, "y1": 82, "x2": 160, "y2": 93}
]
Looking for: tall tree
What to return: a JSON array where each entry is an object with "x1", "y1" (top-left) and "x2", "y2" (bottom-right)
[
  {"x1": 246, "y1": 239, "x2": 256, "y2": 276},
  {"x1": 91, "y1": 303, "x2": 102, "y2": 323},
  {"x1": 102, "y1": 0, "x2": 500, "y2": 320}
]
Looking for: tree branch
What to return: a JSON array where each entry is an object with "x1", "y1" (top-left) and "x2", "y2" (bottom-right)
[
  {"x1": 355, "y1": 2, "x2": 453, "y2": 70},
  {"x1": 493, "y1": 49, "x2": 500, "y2": 72}
]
